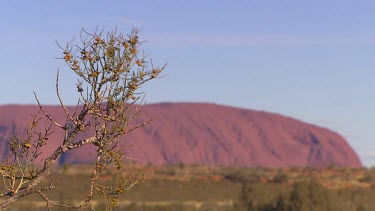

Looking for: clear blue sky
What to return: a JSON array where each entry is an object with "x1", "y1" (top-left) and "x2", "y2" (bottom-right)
[{"x1": 1, "y1": 1, "x2": 375, "y2": 165}]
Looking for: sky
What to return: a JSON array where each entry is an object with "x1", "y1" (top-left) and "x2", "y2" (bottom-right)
[{"x1": 1, "y1": 1, "x2": 375, "y2": 165}]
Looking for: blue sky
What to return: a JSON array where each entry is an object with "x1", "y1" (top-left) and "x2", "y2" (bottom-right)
[{"x1": 1, "y1": 1, "x2": 375, "y2": 165}]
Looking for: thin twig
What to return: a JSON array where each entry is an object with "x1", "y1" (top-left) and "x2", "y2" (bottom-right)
[
  {"x1": 56, "y1": 69, "x2": 74, "y2": 122},
  {"x1": 33, "y1": 92, "x2": 63, "y2": 128}
]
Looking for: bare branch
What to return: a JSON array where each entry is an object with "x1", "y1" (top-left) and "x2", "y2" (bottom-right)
[
  {"x1": 55, "y1": 68, "x2": 74, "y2": 122},
  {"x1": 1, "y1": 27, "x2": 164, "y2": 210},
  {"x1": 33, "y1": 92, "x2": 63, "y2": 129}
]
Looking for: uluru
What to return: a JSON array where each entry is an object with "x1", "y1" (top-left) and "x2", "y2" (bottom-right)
[{"x1": 0, "y1": 103, "x2": 362, "y2": 167}]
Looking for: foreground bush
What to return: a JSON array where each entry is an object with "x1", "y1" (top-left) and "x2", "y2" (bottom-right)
[{"x1": 0, "y1": 28, "x2": 165, "y2": 210}]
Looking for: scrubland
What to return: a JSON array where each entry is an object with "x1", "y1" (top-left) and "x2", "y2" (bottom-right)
[{"x1": 3, "y1": 164, "x2": 375, "y2": 210}]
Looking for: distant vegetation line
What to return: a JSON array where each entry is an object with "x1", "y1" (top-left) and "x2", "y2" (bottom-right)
[{"x1": 3, "y1": 164, "x2": 375, "y2": 211}]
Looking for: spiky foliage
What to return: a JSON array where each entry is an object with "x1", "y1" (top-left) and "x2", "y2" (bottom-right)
[{"x1": 0, "y1": 28, "x2": 165, "y2": 210}]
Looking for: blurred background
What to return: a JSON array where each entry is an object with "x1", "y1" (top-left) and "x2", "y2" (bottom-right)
[{"x1": 0, "y1": 0, "x2": 375, "y2": 167}]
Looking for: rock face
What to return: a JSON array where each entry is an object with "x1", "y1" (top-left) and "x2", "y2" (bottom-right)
[{"x1": 0, "y1": 103, "x2": 362, "y2": 167}]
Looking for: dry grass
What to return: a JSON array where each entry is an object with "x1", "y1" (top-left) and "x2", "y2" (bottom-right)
[{"x1": 3, "y1": 164, "x2": 375, "y2": 210}]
